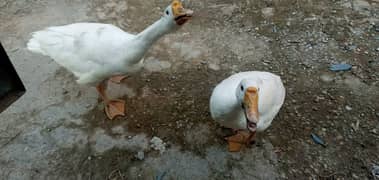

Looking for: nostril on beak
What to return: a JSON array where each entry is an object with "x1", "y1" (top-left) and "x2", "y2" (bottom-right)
[{"x1": 247, "y1": 121, "x2": 257, "y2": 132}]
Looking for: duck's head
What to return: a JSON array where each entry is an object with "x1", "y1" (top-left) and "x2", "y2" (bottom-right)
[
  {"x1": 236, "y1": 78, "x2": 262, "y2": 132},
  {"x1": 163, "y1": 0, "x2": 193, "y2": 26}
]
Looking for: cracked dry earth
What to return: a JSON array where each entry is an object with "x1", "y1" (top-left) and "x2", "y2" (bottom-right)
[{"x1": 0, "y1": 0, "x2": 379, "y2": 179}]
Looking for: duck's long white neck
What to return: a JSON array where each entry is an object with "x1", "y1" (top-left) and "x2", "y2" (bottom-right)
[
  {"x1": 124, "y1": 17, "x2": 173, "y2": 65},
  {"x1": 136, "y1": 17, "x2": 173, "y2": 47}
]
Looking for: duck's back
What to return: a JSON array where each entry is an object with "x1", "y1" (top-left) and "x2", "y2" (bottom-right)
[{"x1": 27, "y1": 23, "x2": 135, "y2": 83}]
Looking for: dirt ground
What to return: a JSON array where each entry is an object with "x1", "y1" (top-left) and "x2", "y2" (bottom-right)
[{"x1": 0, "y1": 0, "x2": 378, "y2": 179}]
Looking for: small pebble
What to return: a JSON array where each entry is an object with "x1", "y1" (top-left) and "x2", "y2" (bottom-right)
[
  {"x1": 372, "y1": 164, "x2": 379, "y2": 179},
  {"x1": 345, "y1": 105, "x2": 353, "y2": 111},
  {"x1": 352, "y1": 173, "x2": 359, "y2": 179},
  {"x1": 320, "y1": 74, "x2": 334, "y2": 83},
  {"x1": 336, "y1": 135, "x2": 343, "y2": 140},
  {"x1": 150, "y1": 136, "x2": 166, "y2": 154},
  {"x1": 136, "y1": 151, "x2": 144, "y2": 160},
  {"x1": 375, "y1": 25, "x2": 379, "y2": 32}
]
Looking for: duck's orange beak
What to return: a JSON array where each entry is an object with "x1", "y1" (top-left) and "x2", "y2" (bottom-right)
[
  {"x1": 243, "y1": 87, "x2": 259, "y2": 132},
  {"x1": 171, "y1": 0, "x2": 193, "y2": 25}
]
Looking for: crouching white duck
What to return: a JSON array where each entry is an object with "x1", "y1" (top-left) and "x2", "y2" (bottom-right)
[
  {"x1": 27, "y1": 0, "x2": 193, "y2": 119},
  {"x1": 210, "y1": 71, "x2": 285, "y2": 152}
]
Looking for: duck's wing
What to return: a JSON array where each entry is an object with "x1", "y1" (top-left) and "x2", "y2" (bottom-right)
[
  {"x1": 27, "y1": 23, "x2": 135, "y2": 78},
  {"x1": 258, "y1": 73, "x2": 285, "y2": 115}
]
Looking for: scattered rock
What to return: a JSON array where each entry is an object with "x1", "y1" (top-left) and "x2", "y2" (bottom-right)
[
  {"x1": 208, "y1": 63, "x2": 220, "y2": 71},
  {"x1": 351, "y1": 120, "x2": 360, "y2": 132},
  {"x1": 320, "y1": 74, "x2": 334, "y2": 83},
  {"x1": 287, "y1": 39, "x2": 301, "y2": 43},
  {"x1": 352, "y1": 173, "x2": 359, "y2": 179},
  {"x1": 372, "y1": 164, "x2": 379, "y2": 180},
  {"x1": 150, "y1": 136, "x2": 166, "y2": 154},
  {"x1": 136, "y1": 151, "x2": 144, "y2": 160},
  {"x1": 345, "y1": 105, "x2": 353, "y2": 111}
]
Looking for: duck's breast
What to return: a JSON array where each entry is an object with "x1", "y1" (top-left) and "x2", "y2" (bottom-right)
[
  {"x1": 256, "y1": 73, "x2": 285, "y2": 131},
  {"x1": 210, "y1": 74, "x2": 246, "y2": 129}
]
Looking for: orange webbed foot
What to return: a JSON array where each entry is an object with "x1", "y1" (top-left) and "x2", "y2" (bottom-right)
[
  {"x1": 109, "y1": 75, "x2": 128, "y2": 84},
  {"x1": 225, "y1": 131, "x2": 256, "y2": 152},
  {"x1": 104, "y1": 99, "x2": 126, "y2": 120}
]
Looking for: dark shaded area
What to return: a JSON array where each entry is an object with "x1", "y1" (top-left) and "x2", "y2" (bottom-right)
[{"x1": 0, "y1": 42, "x2": 25, "y2": 113}]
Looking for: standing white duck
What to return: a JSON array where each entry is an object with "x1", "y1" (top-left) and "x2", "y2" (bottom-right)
[
  {"x1": 210, "y1": 71, "x2": 285, "y2": 152},
  {"x1": 27, "y1": 0, "x2": 193, "y2": 119}
]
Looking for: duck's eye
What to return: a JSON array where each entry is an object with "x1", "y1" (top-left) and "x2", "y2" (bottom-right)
[
  {"x1": 240, "y1": 85, "x2": 244, "y2": 91},
  {"x1": 165, "y1": 10, "x2": 169, "y2": 15}
]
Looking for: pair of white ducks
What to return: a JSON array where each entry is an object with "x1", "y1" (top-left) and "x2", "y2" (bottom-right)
[{"x1": 27, "y1": 0, "x2": 285, "y2": 152}]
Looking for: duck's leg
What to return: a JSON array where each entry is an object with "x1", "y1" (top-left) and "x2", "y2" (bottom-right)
[
  {"x1": 225, "y1": 130, "x2": 255, "y2": 152},
  {"x1": 109, "y1": 75, "x2": 129, "y2": 84},
  {"x1": 245, "y1": 131, "x2": 256, "y2": 147},
  {"x1": 96, "y1": 81, "x2": 125, "y2": 120}
]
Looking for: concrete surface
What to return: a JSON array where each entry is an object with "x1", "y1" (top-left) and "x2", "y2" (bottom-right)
[{"x1": 0, "y1": 0, "x2": 378, "y2": 179}]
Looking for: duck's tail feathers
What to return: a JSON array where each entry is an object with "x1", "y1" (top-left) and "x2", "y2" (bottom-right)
[{"x1": 27, "y1": 31, "x2": 47, "y2": 55}]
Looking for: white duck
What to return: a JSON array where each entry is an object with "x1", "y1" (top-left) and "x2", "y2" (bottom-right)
[
  {"x1": 210, "y1": 71, "x2": 285, "y2": 152},
  {"x1": 27, "y1": 0, "x2": 193, "y2": 119}
]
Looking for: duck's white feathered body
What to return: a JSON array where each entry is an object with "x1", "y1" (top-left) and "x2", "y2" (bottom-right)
[
  {"x1": 27, "y1": 1, "x2": 193, "y2": 86},
  {"x1": 26, "y1": 0, "x2": 193, "y2": 120},
  {"x1": 27, "y1": 23, "x2": 149, "y2": 85},
  {"x1": 210, "y1": 71, "x2": 285, "y2": 132}
]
